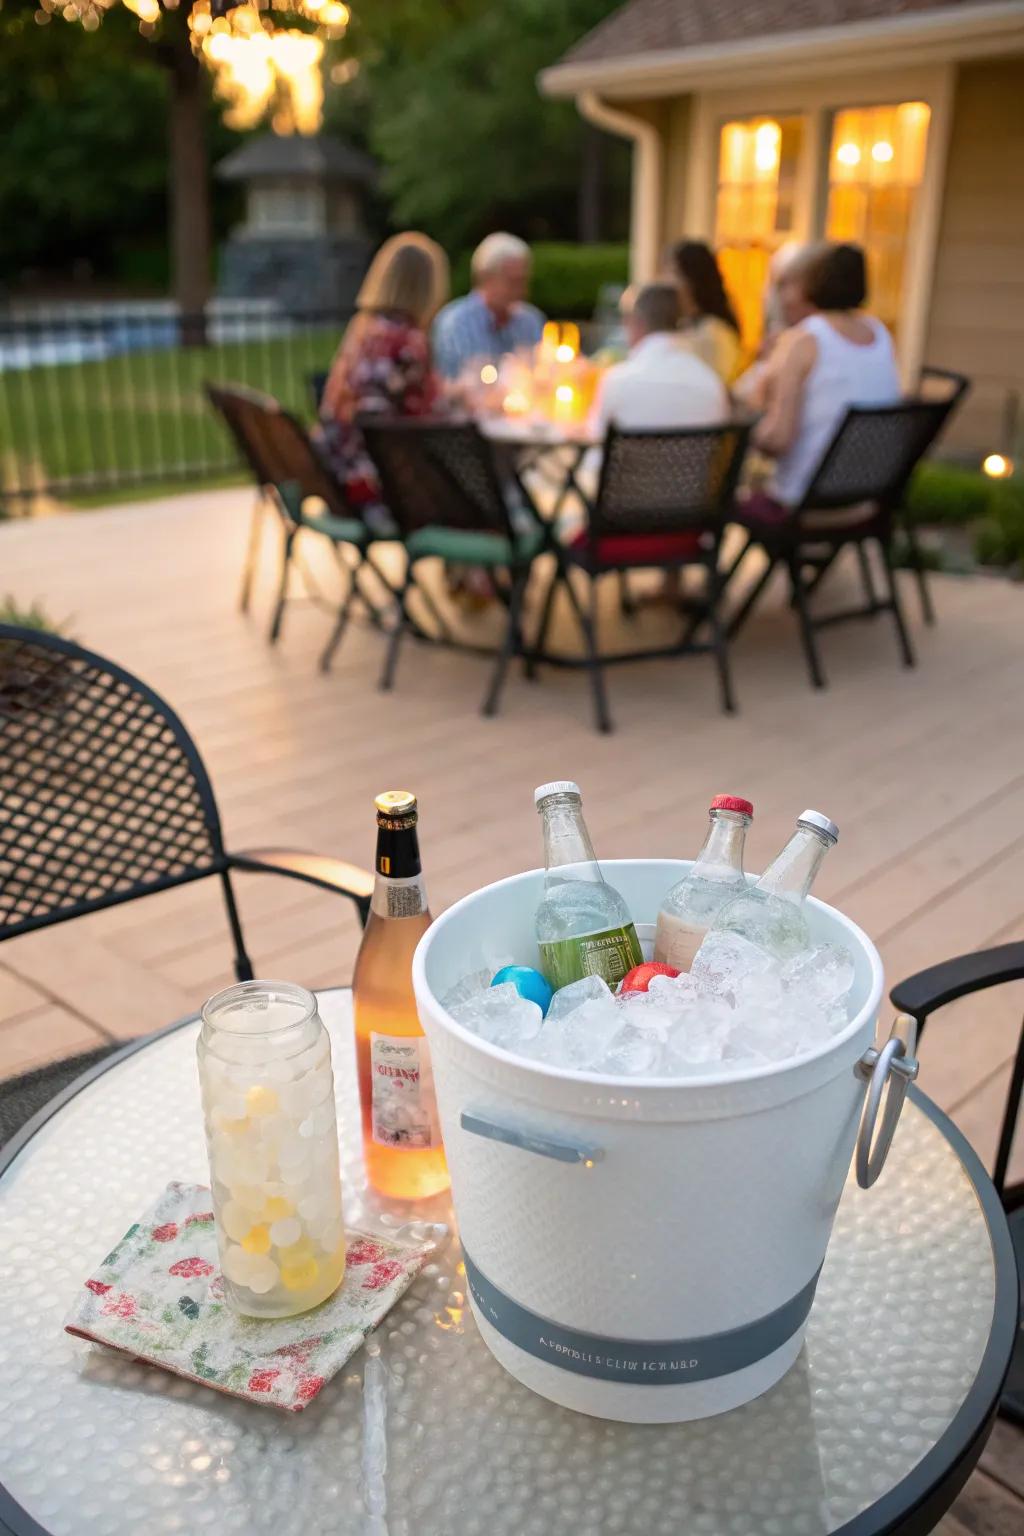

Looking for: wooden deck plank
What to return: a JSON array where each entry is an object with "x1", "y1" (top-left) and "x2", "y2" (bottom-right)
[{"x1": 0, "y1": 1004, "x2": 106, "y2": 1077}]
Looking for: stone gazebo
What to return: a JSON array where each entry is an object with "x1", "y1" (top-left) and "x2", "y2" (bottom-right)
[{"x1": 216, "y1": 133, "x2": 377, "y2": 312}]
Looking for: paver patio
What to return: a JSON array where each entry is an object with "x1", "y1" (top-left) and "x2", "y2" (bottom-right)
[{"x1": 0, "y1": 485, "x2": 1022, "y2": 1526}]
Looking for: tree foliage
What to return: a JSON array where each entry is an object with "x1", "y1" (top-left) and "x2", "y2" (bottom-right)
[
  {"x1": 0, "y1": 0, "x2": 241, "y2": 285},
  {"x1": 340, "y1": 0, "x2": 626, "y2": 251},
  {"x1": 1, "y1": 0, "x2": 626, "y2": 286}
]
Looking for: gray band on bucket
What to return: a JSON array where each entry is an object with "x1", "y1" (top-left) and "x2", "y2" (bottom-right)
[{"x1": 463, "y1": 1250, "x2": 822, "y2": 1386}]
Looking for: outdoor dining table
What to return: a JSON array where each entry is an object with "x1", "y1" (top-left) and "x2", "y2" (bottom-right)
[{"x1": 0, "y1": 986, "x2": 1016, "y2": 1536}]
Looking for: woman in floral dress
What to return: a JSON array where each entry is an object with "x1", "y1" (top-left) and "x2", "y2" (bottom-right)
[{"x1": 317, "y1": 232, "x2": 449, "y2": 534}]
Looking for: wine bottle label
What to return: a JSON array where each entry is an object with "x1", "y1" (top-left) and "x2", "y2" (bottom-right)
[
  {"x1": 369, "y1": 1033, "x2": 441, "y2": 1150},
  {"x1": 370, "y1": 873, "x2": 428, "y2": 920},
  {"x1": 539, "y1": 924, "x2": 643, "y2": 991}
]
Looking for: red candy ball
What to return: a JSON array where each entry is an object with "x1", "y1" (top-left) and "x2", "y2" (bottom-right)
[{"x1": 619, "y1": 962, "x2": 680, "y2": 994}]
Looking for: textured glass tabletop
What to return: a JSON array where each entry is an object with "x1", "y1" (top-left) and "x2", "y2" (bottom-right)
[{"x1": 0, "y1": 990, "x2": 1005, "y2": 1536}]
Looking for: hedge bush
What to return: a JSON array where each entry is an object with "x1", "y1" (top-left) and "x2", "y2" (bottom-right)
[
  {"x1": 451, "y1": 242, "x2": 630, "y2": 318},
  {"x1": 906, "y1": 460, "x2": 1024, "y2": 569}
]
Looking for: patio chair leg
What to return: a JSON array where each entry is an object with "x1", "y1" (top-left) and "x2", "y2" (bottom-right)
[
  {"x1": 618, "y1": 570, "x2": 637, "y2": 619},
  {"x1": 719, "y1": 532, "x2": 756, "y2": 595},
  {"x1": 269, "y1": 527, "x2": 297, "y2": 644},
  {"x1": 880, "y1": 540, "x2": 916, "y2": 669},
  {"x1": 706, "y1": 565, "x2": 736, "y2": 715},
  {"x1": 564, "y1": 574, "x2": 613, "y2": 734},
  {"x1": 786, "y1": 555, "x2": 827, "y2": 689},
  {"x1": 319, "y1": 565, "x2": 359, "y2": 674},
  {"x1": 239, "y1": 492, "x2": 265, "y2": 614},
  {"x1": 905, "y1": 522, "x2": 936, "y2": 626},
  {"x1": 482, "y1": 571, "x2": 528, "y2": 718},
  {"x1": 856, "y1": 542, "x2": 880, "y2": 612},
  {"x1": 525, "y1": 567, "x2": 560, "y2": 680},
  {"x1": 726, "y1": 551, "x2": 779, "y2": 639},
  {"x1": 380, "y1": 573, "x2": 413, "y2": 691},
  {"x1": 410, "y1": 567, "x2": 455, "y2": 643},
  {"x1": 802, "y1": 547, "x2": 841, "y2": 601}
]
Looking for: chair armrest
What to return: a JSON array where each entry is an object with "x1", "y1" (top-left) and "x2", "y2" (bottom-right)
[
  {"x1": 228, "y1": 848, "x2": 374, "y2": 926},
  {"x1": 889, "y1": 941, "x2": 1024, "y2": 1030}
]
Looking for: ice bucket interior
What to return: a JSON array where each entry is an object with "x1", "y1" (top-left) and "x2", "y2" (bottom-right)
[{"x1": 419, "y1": 859, "x2": 881, "y2": 1042}]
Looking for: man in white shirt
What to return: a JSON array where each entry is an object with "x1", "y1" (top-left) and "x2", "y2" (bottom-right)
[{"x1": 587, "y1": 282, "x2": 729, "y2": 440}]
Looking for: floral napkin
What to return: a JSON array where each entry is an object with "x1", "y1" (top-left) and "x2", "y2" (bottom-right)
[{"x1": 64, "y1": 1181, "x2": 437, "y2": 1412}]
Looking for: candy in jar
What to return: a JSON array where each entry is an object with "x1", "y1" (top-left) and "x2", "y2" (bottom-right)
[{"x1": 198, "y1": 980, "x2": 346, "y2": 1319}]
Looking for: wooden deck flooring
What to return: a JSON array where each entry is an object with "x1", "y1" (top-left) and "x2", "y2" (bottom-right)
[{"x1": 0, "y1": 487, "x2": 1020, "y2": 1526}]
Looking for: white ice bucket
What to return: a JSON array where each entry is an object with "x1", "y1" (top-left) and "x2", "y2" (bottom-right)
[{"x1": 413, "y1": 860, "x2": 891, "y2": 1424}]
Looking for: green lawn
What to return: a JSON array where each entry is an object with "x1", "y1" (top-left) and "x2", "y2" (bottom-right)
[{"x1": 0, "y1": 325, "x2": 342, "y2": 506}]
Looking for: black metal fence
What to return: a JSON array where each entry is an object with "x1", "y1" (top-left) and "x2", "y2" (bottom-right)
[{"x1": 0, "y1": 303, "x2": 350, "y2": 513}]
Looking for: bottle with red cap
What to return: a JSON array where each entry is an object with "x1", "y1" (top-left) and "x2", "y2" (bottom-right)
[{"x1": 654, "y1": 795, "x2": 754, "y2": 972}]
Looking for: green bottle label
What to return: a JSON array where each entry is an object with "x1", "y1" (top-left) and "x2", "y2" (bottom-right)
[{"x1": 539, "y1": 924, "x2": 643, "y2": 991}]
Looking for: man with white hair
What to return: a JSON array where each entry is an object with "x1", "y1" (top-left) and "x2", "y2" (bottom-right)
[{"x1": 432, "y1": 231, "x2": 546, "y2": 379}]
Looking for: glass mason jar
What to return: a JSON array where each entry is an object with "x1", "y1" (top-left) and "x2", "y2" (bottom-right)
[{"x1": 197, "y1": 980, "x2": 346, "y2": 1319}]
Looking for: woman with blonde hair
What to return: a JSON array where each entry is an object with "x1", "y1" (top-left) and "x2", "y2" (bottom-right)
[{"x1": 317, "y1": 232, "x2": 450, "y2": 529}]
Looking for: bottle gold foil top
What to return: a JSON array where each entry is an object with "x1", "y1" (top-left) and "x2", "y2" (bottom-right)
[{"x1": 375, "y1": 789, "x2": 416, "y2": 815}]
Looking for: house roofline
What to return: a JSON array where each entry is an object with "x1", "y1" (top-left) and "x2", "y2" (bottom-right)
[{"x1": 539, "y1": 2, "x2": 1024, "y2": 99}]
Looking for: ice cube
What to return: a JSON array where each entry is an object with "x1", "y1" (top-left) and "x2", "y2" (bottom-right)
[
  {"x1": 781, "y1": 943, "x2": 855, "y2": 1011},
  {"x1": 443, "y1": 968, "x2": 493, "y2": 1012},
  {"x1": 450, "y1": 983, "x2": 543, "y2": 1052},
  {"x1": 529, "y1": 998, "x2": 622, "y2": 1071},
  {"x1": 546, "y1": 975, "x2": 616, "y2": 1023},
  {"x1": 691, "y1": 931, "x2": 774, "y2": 997},
  {"x1": 663, "y1": 1000, "x2": 732, "y2": 1074},
  {"x1": 599, "y1": 1026, "x2": 663, "y2": 1077}
]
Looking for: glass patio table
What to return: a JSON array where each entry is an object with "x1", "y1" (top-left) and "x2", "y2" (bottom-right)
[{"x1": 0, "y1": 988, "x2": 1016, "y2": 1536}]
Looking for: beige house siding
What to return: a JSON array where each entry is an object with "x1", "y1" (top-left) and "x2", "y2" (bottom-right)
[
  {"x1": 662, "y1": 96, "x2": 693, "y2": 248},
  {"x1": 924, "y1": 59, "x2": 1024, "y2": 453}
]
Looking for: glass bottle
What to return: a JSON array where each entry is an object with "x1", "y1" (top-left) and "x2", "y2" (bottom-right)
[
  {"x1": 703, "y1": 810, "x2": 839, "y2": 963},
  {"x1": 198, "y1": 980, "x2": 346, "y2": 1320},
  {"x1": 353, "y1": 790, "x2": 449, "y2": 1201},
  {"x1": 654, "y1": 795, "x2": 754, "y2": 972},
  {"x1": 534, "y1": 780, "x2": 643, "y2": 990}
]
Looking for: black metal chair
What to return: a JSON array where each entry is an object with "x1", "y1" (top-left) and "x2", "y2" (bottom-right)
[
  {"x1": 205, "y1": 383, "x2": 387, "y2": 664},
  {"x1": 891, "y1": 944, "x2": 1024, "y2": 1425},
  {"x1": 530, "y1": 422, "x2": 751, "y2": 733},
  {"x1": 725, "y1": 394, "x2": 960, "y2": 689},
  {"x1": 360, "y1": 418, "x2": 545, "y2": 718},
  {"x1": 901, "y1": 367, "x2": 971, "y2": 626},
  {"x1": 0, "y1": 625, "x2": 373, "y2": 1138}
]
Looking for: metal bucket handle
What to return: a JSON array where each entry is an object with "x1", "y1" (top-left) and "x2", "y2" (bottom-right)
[{"x1": 854, "y1": 1013, "x2": 919, "y2": 1189}]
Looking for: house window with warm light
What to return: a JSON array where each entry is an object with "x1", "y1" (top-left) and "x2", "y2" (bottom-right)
[
  {"x1": 826, "y1": 102, "x2": 931, "y2": 339},
  {"x1": 714, "y1": 115, "x2": 805, "y2": 351}
]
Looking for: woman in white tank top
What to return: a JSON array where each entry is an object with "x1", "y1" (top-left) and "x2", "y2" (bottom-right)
[{"x1": 753, "y1": 245, "x2": 901, "y2": 507}]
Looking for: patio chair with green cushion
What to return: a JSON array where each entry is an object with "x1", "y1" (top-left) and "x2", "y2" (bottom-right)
[
  {"x1": 890, "y1": 943, "x2": 1024, "y2": 1425},
  {"x1": 529, "y1": 422, "x2": 752, "y2": 734},
  {"x1": 0, "y1": 624, "x2": 373, "y2": 1147},
  {"x1": 205, "y1": 383, "x2": 390, "y2": 666},
  {"x1": 359, "y1": 418, "x2": 545, "y2": 718}
]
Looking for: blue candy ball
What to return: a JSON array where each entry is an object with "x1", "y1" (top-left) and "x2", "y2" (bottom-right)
[{"x1": 490, "y1": 965, "x2": 553, "y2": 1017}]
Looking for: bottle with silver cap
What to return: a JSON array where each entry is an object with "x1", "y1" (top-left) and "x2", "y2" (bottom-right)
[
  {"x1": 654, "y1": 794, "x2": 754, "y2": 973},
  {"x1": 700, "y1": 810, "x2": 839, "y2": 965},
  {"x1": 534, "y1": 781, "x2": 643, "y2": 990}
]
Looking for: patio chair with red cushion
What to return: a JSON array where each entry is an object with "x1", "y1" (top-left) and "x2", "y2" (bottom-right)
[{"x1": 529, "y1": 421, "x2": 751, "y2": 733}]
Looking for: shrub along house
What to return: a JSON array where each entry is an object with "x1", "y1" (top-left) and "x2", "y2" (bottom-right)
[{"x1": 541, "y1": 0, "x2": 1024, "y2": 457}]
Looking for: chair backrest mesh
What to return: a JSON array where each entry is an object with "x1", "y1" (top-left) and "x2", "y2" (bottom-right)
[
  {"x1": 594, "y1": 423, "x2": 751, "y2": 537},
  {"x1": 360, "y1": 420, "x2": 513, "y2": 537},
  {"x1": 801, "y1": 400, "x2": 952, "y2": 511},
  {"x1": 206, "y1": 383, "x2": 350, "y2": 519},
  {"x1": 0, "y1": 627, "x2": 225, "y2": 940}
]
